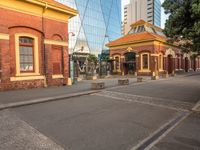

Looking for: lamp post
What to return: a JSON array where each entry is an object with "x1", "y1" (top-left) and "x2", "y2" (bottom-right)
[{"x1": 68, "y1": 32, "x2": 75, "y2": 85}]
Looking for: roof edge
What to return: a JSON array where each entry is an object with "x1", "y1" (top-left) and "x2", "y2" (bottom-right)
[{"x1": 25, "y1": 0, "x2": 78, "y2": 17}]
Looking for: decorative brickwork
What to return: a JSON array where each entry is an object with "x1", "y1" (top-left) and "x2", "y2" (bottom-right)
[{"x1": 0, "y1": 0, "x2": 77, "y2": 91}]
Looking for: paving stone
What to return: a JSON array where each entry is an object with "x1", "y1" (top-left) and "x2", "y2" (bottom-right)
[{"x1": 0, "y1": 110, "x2": 64, "y2": 150}]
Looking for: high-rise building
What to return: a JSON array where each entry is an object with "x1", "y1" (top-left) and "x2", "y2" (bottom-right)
[
  {"x1": 123, "y1": 0, "x2": 161, "y2": 35},
  {"x1": 56, "y1": 0, "x2": 122, "y2": 56}
]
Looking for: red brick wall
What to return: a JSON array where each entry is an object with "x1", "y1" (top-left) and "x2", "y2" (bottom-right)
[
  {"x1": 109, "y1": 43, "x2": 192, "y2": 76},
  {"x1": 0, "y1": 7, "x2": 69, "y2": 91}
]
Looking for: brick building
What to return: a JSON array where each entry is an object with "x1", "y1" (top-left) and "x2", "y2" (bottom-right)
[
  {"x1": 0, "y1": 0, "x2": 77, "y2": 91},
  {"x1": 107, "y1": 20, "x2": 200, "y2": 76}
]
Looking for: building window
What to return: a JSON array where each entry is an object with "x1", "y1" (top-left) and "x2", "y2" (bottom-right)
[
  {"x1": 19, "y1": 37, "x2": 34, "y2": 72},
  {"x1": 14, "y1": 33, "x2": 39, "y2": 77},
  {"x1": 158, "y1": 53, "x2": 163, "y2": 70},
  {"x1": 143, "y1": 54, "x2": 148, "y2": 69},
  {"x1": 137, "y1": 25, "x2": 145, "y2": 33},
  {"x1": 141, "y1": 53, "x2": 149, "y2": 70},
  {"x1": 114, "y1": 55, "x2": 120, "y2": 72},
  {"x1": 52, "y1": 45, "x2": 63, "y2": 75},
  {"x1": 115, "y1": 56, "x2": 120, "y2": 70}
]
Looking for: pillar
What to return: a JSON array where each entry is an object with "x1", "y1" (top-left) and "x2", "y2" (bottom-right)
[
  {"x1": 136, "y1": 54, "x2": 139, "y2": 76},
  {"x1": 0, "y1": 38, "x2": 10, "y2": 85},
  {"x1": 120, "y1": 56, "x2": 124, "y2": 76},
  {"x1": 163, "y1": 56, "x2": 167, "y2": 72}
]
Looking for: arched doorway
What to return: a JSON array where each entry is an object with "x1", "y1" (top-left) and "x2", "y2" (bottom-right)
[
  {"x1": 185, "y1": 57, "x2": 189, "y2": 72},
  {"x1": 124, "y1": 52, "x2": 136, "y2": 75},
  {"x1": 167, "y1": 55, "x2": 173, "y2": 74}
]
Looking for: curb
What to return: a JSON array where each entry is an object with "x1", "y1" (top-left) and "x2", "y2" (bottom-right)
[
  {"x1": 0, "y1": 77, "x2": 166, "y2": 111},
  {"x1": 0, "y1": 90, "x2": 101, "y2": 111}
]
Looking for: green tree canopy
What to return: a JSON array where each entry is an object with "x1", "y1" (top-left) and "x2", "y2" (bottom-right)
[
  {"x1": 162, "y1": 0, "x2": 200, "y2": 53},
  {"x1": 87, "y1": 54, "x2": 98, "y2": 64}
]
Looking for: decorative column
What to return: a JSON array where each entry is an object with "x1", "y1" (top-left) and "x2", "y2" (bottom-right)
[
  {"x1": 44, "y1": 44, "x2": 52, "y2": 86},
  {"x1": 63, "y1": 46, "x2": 69, "y2": 85},
  {"x1": 120, "y1": 56, "x2": 125, "y2": 76},
  {"x1": 151, "y1": 55, "x2": 159, "y2": 79},
  {"x1": 163, "y1": 56, "x2": 167, "y2": 72},
  {"x1": 0, "y1": 34, "x2": 11, "y2": 90},
  {"x1": 172, "y1": 57, "x2": 175, "y2": 74},
  {"x1": 135, "y1": 54, "x2": 139, "y2": 76},
  {"x1": 179, "y1": 55, "x2": 182, "y2": 70}
]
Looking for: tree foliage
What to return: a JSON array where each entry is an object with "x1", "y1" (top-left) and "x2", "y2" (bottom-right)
[
  {"x1": 87, "y1": 54, "x2": 98, "y2": 64},
  {"x1": 162, "y1": 0, "x2": 200, "y2": 53}
]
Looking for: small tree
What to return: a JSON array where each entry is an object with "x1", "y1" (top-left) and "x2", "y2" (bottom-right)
[
  {"x1": 86, "y1": 54, "x2": 98, "y2": 76},
  {"x1": 87, "y1": 54, "x2": 98, "y2": 64}
]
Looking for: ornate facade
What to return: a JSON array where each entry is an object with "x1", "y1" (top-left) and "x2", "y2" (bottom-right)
[
  {"x1": 0, "y1": 0, "x2": 77, "y2": 91},
  {"x1": 107, "y1": 20, "x2": 200, "y2": 76}
]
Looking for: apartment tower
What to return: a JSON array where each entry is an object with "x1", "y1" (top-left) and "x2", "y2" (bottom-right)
[{"x1": 123, "y1": 0, "x2": 161, "y2": 35}]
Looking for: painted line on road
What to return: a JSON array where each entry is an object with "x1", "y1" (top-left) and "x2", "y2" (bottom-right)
[
  {"x1": 93, "y1": 93, "x2": 133, "y2": 102},
  {"x1": 192, "y1": 100, "x2": 200, "y2": 112},
  {"x1": 93, "y1": 92, "x2": 191, "y2": 112},
  {"x1": 104, "y1": 90, "x2": 193, "y2": 106},
  {"x1": 130, "y1": 111, "x2": 190, "y2": 150}
]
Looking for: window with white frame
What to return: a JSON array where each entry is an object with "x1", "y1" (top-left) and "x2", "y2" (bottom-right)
[{"x1": 19, "y1": 37, "x2": 34, "y2": 72}]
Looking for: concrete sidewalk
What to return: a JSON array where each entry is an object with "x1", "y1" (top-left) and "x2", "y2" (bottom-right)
[
  {"x1": 0, "y1": 78, "x2": 139, "y2": 106},
  {"x1": 0, "y1": 71, "x2": 197, "y2": 110}
]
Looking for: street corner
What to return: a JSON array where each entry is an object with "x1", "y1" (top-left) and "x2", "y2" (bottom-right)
[{"x1": 0, "y1": 110, "x2": 64, "y2": 150}]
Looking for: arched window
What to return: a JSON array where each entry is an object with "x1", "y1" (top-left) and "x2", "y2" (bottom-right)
[
  {"x1": 115, "y1": 56, "x2": 120, "y2": 70},
  {"x1": 19, "y1": 37, "x2": 34, "y2": 72},
  {"x1": 141, "y1": 53, "x2": 149, "y2": 70},
  {"x1": 113, "y1": 55, "x2": 121, "y2": 72}
]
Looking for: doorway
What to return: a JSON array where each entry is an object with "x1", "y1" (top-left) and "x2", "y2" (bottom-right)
[
  {"x1": 185, "y1": 57, "x2": 189, "y2": 72},
  {"x1": 167, "y1": 55, "x2": 173, "y2": 74},
  {"x1": 124, "y1": 52, "x2": 136, "y2": 75}
]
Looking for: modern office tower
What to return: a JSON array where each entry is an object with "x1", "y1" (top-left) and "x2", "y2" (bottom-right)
[
  {"x1": 56, "y1": 0, "x2": 122, "y2": 56},
  {"x1": 123, "y1": 0, "x2": 161, "y2": 35}
]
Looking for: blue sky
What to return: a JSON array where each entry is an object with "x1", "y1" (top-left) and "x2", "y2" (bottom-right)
[{"x1": 121, "y1": 0, "x2": 168, "y2": 29}]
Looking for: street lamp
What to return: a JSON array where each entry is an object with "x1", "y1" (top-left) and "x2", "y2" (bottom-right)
[{"x1": 68, "y1": 32, "x2": 75, "y2": 85}]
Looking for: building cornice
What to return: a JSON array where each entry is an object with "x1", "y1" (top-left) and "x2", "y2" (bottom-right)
[
  {"x1": 0, "y1": 0, "x2": 77, "y2": 23},
  {"x1": 25, "y1": 0, "x2": 77, "y2": 17}
]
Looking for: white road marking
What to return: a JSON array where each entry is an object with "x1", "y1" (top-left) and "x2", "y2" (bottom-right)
[
  {"x1": 130, "y1": 112, "x2": 190, "y2": 150},
  {"x1": 143, "y1": 113, "x2": 189, "y2": 150},
  {"x1": 93, "y1": 91, "x2": 191, "y2": 112},
  {"x1": 103, "y1": 90, "x2": 193, "y2": 106},
  {"x1": 192, "y1": 100, "x2": 200, "y2": 112}
]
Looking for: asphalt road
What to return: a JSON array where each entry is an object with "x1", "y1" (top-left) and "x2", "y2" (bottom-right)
[{"x1": 1, "y1": 72, "x2": 200, "y2": 150}]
